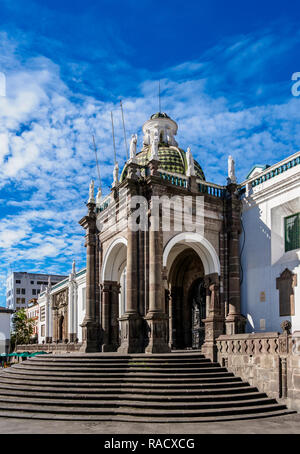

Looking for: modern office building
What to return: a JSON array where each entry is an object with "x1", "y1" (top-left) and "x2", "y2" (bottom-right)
[{"x1": 6, "y1": 272, "x2": 67, "y2": 312}]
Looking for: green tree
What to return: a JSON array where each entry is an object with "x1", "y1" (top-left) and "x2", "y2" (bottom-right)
[{"x1": 10, "y1": 309, "x2": 35, "y2": 351}]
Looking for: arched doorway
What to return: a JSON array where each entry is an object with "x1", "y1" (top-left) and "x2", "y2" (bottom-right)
[
  {"x1": 167, "y1": 248, "x2": 206, "y2": 349},
  {"x1": 101, "y1": 237, "x2": 127, "y2": 351},
  {"x1": 163, "y1": 232, "x2": 222, "y2": 353}
]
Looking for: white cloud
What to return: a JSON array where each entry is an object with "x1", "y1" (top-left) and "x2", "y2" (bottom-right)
[{"x1": 0, "y1": 28, "x2": 300, "y2": 305}]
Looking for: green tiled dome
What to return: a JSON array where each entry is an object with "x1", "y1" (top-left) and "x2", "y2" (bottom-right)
[{"x1": 120, "y1": 145, "x2": 205, "y2": 181}]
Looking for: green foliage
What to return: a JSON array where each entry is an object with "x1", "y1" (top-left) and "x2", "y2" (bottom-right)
[{"x1": 10, "y1": 308, "x2": 35, "y2": 350}]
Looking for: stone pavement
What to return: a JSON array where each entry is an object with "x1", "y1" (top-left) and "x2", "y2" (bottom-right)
[{"x1": 0, "y1": 414, "x2": 300, "y2": 434}]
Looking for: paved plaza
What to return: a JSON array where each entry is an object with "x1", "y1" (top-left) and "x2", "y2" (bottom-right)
[{"x1": 0, "y1": 413, "x2": 300, "y2": 434}]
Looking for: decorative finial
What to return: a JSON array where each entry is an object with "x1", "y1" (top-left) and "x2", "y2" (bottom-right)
[
  {"x1": 186, "y1": 147, "x2": 195, "y2": 177},
  {"x1": 228, "y1": 155, "x2": 237, "y2": 184},
  {"x1": 129, "y1": 134, "x2": 137, "y2": 163},
  {"x1": 72, "y1": 260, "x2": 76, "y2": 275},
  {"x1": 88, "y1": 179, "x2": 95, "y2": 204}
]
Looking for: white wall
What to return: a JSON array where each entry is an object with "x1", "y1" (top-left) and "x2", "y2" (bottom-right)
[{"x1": 241, "y1": 163, "x2": 300, "y2": 334}]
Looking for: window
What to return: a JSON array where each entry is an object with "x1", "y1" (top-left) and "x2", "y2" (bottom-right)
[
  {"x1": 37, "y1": 289, "x2": 40, "y2": 294},
  {"x1": 40, "y1": 306, "x2": 45, "y2": 322},
  {"x1": 41, "y1": 325, "x2": 45, "y2": 337},
  {"x1": 16, "y1": 280, "x2": 21, "y2": 284},
  {"x1": 16, "y1": 298, "x2": 21, "y2": 303},
  {"x1": 30, "y1": 281, "x2": 34, "y2": 284},
  {"x1": 16, "y1": 288, "x2": 20, "y2": 294},
  {"x1": 285, "y1": 213, "x2": 300, "y2": 252},
  {"x1": 32, "y1": 289, "x2": 36, "y2": 295},
  {"x1": 21, "y1": 288, "x2": 26, "y2": 295},
  {"x1": 22, "y1": 298, "x2": 25, "y2": 304}
]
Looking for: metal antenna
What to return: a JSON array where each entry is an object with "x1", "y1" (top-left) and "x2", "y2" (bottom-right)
[
  {"x1": 92, "y1": 135, "x2": 101, "y2": 193},
  {"x1": 120, "y1": 100, "x2": 128, "y2": 160},
  {"x1": 159, "y1": 80, "x2": 161, "y2": 113},
  {"x1": 111, "y1": 111, "x2": 117, "y2": 164}
]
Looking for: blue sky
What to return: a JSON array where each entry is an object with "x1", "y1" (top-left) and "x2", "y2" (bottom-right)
[{"x1": 0, "y1": 0, "x2": 300, "y2": 305}]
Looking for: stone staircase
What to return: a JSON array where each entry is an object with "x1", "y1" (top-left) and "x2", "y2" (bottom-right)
[{"x1": 0, "y1": 352, "x2": 294, "y2": 422}]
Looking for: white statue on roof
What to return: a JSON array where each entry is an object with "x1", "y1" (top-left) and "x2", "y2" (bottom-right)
[
  {"x1": 96, "y1": 186, "x2": 102, "y2": 204},
  {"x1": 228, "y1": 155, "x2": 237, "y2": 183},
  {"x1": 88, "y1": 179, "x2": 95, "y2": 203},
  {"x1": 113, "y1": 162, "x2": 119, "y2": 187},
  {"x1": 186, "y1": 147, "x2": 195, "y2": 177},
  {"x1": 129, "y1": 134, "x2": 137, "y2": 162},
  {"x1": 150, "y1": 131, "x2": 159, "y2": 161}
]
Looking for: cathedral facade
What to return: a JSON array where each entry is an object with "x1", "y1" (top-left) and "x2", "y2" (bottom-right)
[
  {"x1": 76, "y1": 112, "x2": 246, "y2": 359},
  {"x1": 36, "y1": 112, "x2": 300, "y2": 363}
]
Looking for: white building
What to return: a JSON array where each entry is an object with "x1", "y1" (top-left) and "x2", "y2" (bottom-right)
[
  {"x1": 37, "y1": 264, "x2": 86, "y2": 343},
  {"x1": 240, "y1": 150, "x2": 300, "y2": 333},
  {"x1": 0, "y1": 307, "x2": 14, "y2": 354},
  {"x1": 6, "y1": 272, "x2": 67, "y2": 312}
]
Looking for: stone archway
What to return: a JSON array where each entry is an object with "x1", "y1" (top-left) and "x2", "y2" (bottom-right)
[
  {"x1": 167, "y1": 248, "x2": 206, "y2": 349},
  {"x1": 163, "y1": 233, "x2": 223, "y2": 359},
  {"x1": 101, "y1": 237, "x2": 127, "y2": 351}
]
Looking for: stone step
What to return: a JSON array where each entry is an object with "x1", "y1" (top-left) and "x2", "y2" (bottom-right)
[
  {"x1": 27, "y1": 353, "x2": 206, "y2": 361},
  {"x1": 3, "y1": 367, "x2": 233, "y2": 377},
  {"x1": 0, "y1": 401, "x2": 288, "y2": 417},
  {"x1": 1, "y1": 372, "x2": 240, "y2": 384},
  {"x1": 0, "y1": 394, "x2": 277, "y2": 409},
  {"x1": 0, "y1": 407, "x2": 293, "y2": 423},
  {"x1": 0, "y1": 353, "x2": 290, "y2": 423},
  {"x1": 0, "y1": 380, "x2": 253, "y2": 393},
  {"x1": 13, "y1": 366, "x2": 226, "y2": 375},
  {"x1": 0, "y1": 375, "x2": 245, "y2": 389},
  {"x1": 0, "y1": 388, "x2": 267, "y2": 402},
  {"x1": 17, "y1": 361, "x2": 217, "y2": 369}
]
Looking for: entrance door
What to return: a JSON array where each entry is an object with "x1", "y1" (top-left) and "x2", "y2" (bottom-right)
[{"x1": 190, "y1": 279, "x2": 206, "y2": 349}]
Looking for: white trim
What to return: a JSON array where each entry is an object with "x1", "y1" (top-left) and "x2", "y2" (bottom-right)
[
  {"x1": 102, "y1": 237, "x2": 127, "y2": 282},
  {"x1": 163, "y1": 232, "x2": 220, "y2": 276}
]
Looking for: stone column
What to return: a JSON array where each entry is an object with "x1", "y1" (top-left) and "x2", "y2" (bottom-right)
[
  {"x1": 225, "y1": 183, "x2": 246, "y2": 335},
  {"x1": 45, "y1": 291, "x2": 52, "y2": 343},
  {"x1": 111, "y1": 283, "x2": 120, "y2": 350},
  {"x1": 202, "y1": 274, "x2": 224, "y2": 361},
  {"x1": 68, "y1": 278, "x2": 77, "y2": 342},
  {"x1": 101, "y1": 282, "x2": 111, "y2": 351},
  {"x1": 118, "y1": 177, "x2": 143, "y2": 353},
  {"x1": 79, "y1": 202, "x2": 99, "y2": 352},
  {"x1": 48, "y1": 295, "x2": 53, "y2": 343},
  {"x1": 145, "y1": 191, "x2": 170, "y2": 353}
]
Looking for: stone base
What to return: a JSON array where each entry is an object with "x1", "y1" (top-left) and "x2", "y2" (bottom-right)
[
  {"x1": 201, "y1": 341, "x2": 218, "y2": 362},
  {"x1": 145, "y1": 312, "x2": 171, "y2": 354},
  {"x1": 118, "y1": 312, "x2": 144, "y2": 354},
  {"x1": 102, "y1": 343, "x2": 119, "y2": 352},
  {"x1": 68, "y1": 333, "x2": 77, "y2": 343},
  {"x1": 201, "y1": 316, "x2": 224, "y2": 362},
  {"x1": 79, "y1": 320, "x2": 100, "y2": 353},
  {"x1": 225, "y1": 313, "x2": 247, "y2": 335}
]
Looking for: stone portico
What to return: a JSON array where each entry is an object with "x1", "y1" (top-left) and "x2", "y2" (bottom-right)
[{"x1": 78, "y1": 112, "x2": 245, "y2": 359}]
